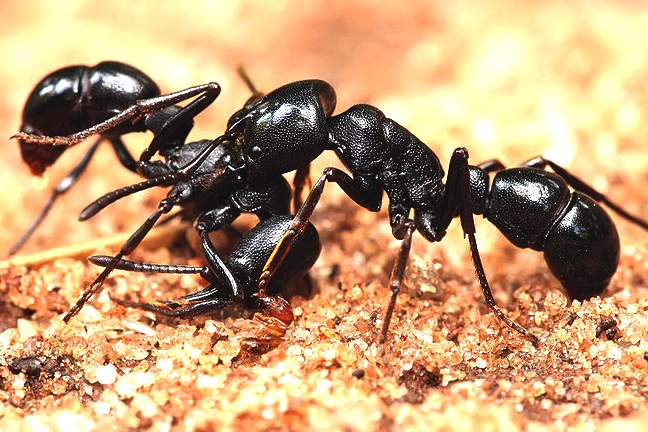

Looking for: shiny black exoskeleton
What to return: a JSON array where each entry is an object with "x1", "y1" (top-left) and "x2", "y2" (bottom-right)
[
  {"x1": 14, "y1": 67, "x2": 324, "y2": 324},
  {"x1": 470, "y1": 165, "x2": 619, "y2": 300},
  {"x1": 230, "y1": 82, "x2": 648, "y2": 345},
  {"x1": 18, "y1": 73, "x2": 648, "y2": 345},
  {"x1": 18, "y1": 61, "x2": 161, "y2": 176},
  {"x1": 9, "y1": 61, "x2": 214, "y2": 255},
  {"x1": 89, "y1": 215, "x2": 321, "y2": 330}
]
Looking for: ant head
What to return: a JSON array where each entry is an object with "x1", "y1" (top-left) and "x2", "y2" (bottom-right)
[{"x1": 224, "y1": 80, "x2": 335, "y2": 176}]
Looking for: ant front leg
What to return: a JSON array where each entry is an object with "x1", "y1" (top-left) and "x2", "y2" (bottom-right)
[
  {"x1": 111, "y1": 294, "x2": 234, "y2": 318},
  {"x1": 256, "y1": 167, "x2": 383, "y2": 291},
  {"x1": 523, "y1": 157, "x2": 648, "y2": 230},
  {"x1": 13, "y1": 82, "x2": 221, "y2": 151},
  {"x1": 100, "y1": 197, "x2": 252, "y2": 312},
  {"x1": 196, "y1": 225, "x2": 244, "y2": 302},
  {"x1": 441, "y1": 148, "x2": 539, "y2": 345}
]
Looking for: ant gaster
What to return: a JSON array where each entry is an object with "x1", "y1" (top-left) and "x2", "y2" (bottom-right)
[{"x1": 17, "y1": 73, "x2": 648, "y2": 346}]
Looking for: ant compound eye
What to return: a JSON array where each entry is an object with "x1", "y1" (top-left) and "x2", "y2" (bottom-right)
[{"x1": 249, "y1": 146, "x2": 262, "y2": 159}]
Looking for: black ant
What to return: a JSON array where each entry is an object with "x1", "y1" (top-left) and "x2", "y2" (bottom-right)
[
  {"x1": 17, "y1": 72, "x2": 648, "y2": 346},
  {"x1": 252, "y1": 89, "x2": 648, "y2": 346},
  {"x1": 11, "y1": 61, "x2": 179, "y2": 255},
  {"x1": 9, "y1": 61, "x2": 310, "y2": 256},
  {"x1": 14, "y1": 64, "x2": 324, "y2": 324}
]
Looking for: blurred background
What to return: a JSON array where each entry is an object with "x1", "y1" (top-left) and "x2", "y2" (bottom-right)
[
  {"x1": 1, "y1": 2, "x2": 648, "y2": 428},
  {"x1": 1, "y1": 0, "x2": 647, "y2": 260}
]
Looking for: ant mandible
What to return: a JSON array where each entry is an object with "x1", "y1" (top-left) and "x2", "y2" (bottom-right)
[{"x1": 17, "y1": 73, "x2": 648, "y2": 346}]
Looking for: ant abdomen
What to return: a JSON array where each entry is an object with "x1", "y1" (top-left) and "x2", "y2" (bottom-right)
[
  {"x1": 20, "y1": 62, "x2": 160, "y2": 174},
  {"x1": 543, "y1": 192, "x2": 620, "y2": 300},
  {"x1": 484, "y1": 168, "x2": 620, "y2": 300}
]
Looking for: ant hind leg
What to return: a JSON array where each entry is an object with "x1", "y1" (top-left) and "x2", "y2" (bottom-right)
[{"x1": 523, "y1": 156, "x2": 648, "y2": 230}]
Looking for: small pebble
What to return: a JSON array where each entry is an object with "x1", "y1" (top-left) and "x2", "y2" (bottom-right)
[{"x1": 96, "y1": 364, "x2": 118, "y2": 385}]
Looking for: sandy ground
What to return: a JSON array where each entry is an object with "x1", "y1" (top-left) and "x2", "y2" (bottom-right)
[{"x1": 0, "y1": 1, "x2": 647, "y2": 431}]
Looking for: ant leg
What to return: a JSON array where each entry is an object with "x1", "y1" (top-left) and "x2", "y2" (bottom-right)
[
  {"x1": 257, "y1": 168, "x2": 383, "y2": 291},
  {"x1": 80, "y1": 136, "x2": 228, "y2": 220},
  {"x1": 8, "y1": 137, "x2": 103, "y2": 256},
  {"x1": 292, "y1": 164, "x2": 312, "y2": 212},
  {"x1": 65, "y1": 136, "x2": 229, "y2": 321},
  {"x1": 109, "y1": 137, "x2": 138, "y2": 173},
  {"x1": 111, "y1": 293, "x2": 234, "y2": 318},
  {"x1": 142, "y1": 83, "x2": 221, "y2": 161},
  {"x1": 88, "y1": 254, "x2": 211, "y2": 279},
  {"x1": 64, "y1": 194, "x2": 180, "y2": 322},
  {"x1": 158, "y1": 208, "x2": 190, "y2": 226},
  {"x1": 78, "y1": 174, "x2": 176, "y2": 220},
  {"x1": 198, "y1": 230, "x2": 243, "y2": 300},
  {"x1": 178, "y1": 285, "x2": 227, "y2": 302},
  {"x1": 88, "y1": 254, "x2": 226, "y2": 304},
  {"x1": 442, "y1": 148, "x2": 539, "y2": 345},
  {"x1": 237, "y1": 66, "x2": 265, "y2": 104},
  {"x1": 12, "y1": 82, "x2": 221, "y2": 148},
  {"x1": 378, "y1": 220, "x2": 415, "y2": 346},
  {"x1": 110, "y1": 136, "x2": 182, "y2": 219},
  {"x1": 194, "y1": 199, "x2": 271, "y2": 301},
  {"x1": 477, "y1": 159, "x2": 506, "y2": 173},
  {"x1": 523, "y1": 156, "x2": 648, "y2": 230}
]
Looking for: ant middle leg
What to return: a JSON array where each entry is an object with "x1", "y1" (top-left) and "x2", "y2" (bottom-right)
[
  {"x1": 378, "y1": 220, "x2": 415, "y2": 346},
  {"x1": 443, "y1": 148, "x2": 539, "y2": 345}
]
